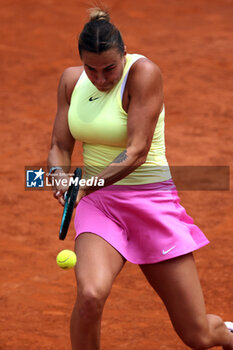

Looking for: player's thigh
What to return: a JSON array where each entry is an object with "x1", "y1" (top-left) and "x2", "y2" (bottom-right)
[
  {"x1": 140, "y1": 253, "x2": 208, "y2": 339},
  {"x1": 74, "y1": 232, "x2": 126, "y2": 298}
]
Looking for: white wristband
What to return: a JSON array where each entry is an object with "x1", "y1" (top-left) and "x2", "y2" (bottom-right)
[{"x1": 48, "y1": 166, "x2": 63, "y2": 176}]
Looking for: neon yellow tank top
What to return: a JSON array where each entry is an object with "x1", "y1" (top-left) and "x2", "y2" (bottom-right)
[{"x1": 68, "y1": 53, "x2": 171, "y2": 185}]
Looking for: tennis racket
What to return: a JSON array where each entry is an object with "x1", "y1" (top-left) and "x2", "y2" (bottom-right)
[{"x1": 59, "y1": 168, "x2": 82, "y2": 240}]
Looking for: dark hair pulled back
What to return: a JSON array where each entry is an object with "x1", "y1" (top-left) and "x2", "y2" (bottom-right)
[{"x1": 78, "y1": 8, "x2": 125, "y2": 57}]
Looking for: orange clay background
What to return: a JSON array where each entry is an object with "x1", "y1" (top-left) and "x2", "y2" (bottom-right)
[{"x1": 1, "y1": 0, "x2": 233, "y2": 349}]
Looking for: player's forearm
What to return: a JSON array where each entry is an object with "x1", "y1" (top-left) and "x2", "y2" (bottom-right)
[
  {"x1": 82, "y1": 147, "x2": 147, "y2": 194},
  {"x1": 47, "y1": 145, "x2": 73, "y2": 194},
  {"x1": 104, "y1": 148, "x2": 146, "y2": 184},
  {"x1": 47, "y1": 144, "x2": 72, "y2": 173}
]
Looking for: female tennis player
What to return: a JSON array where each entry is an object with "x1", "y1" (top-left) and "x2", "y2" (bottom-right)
[{"x1": 48, "y1": 7, "x2": 233, "y2": 350}]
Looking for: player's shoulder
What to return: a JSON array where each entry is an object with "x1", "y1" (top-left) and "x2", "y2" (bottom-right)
[
  {"x1": 127, "y1": 56, "x2": 162, "y2": 93},
  {"x1": 130, "y1": 56, "x2": 162, "y2": 81},
  {"x1": 59, "y1": 66, "x2": 84, "y2": 104},
  {"x1": 60, "y1": 66, "x2": 83, "y2": 86}
]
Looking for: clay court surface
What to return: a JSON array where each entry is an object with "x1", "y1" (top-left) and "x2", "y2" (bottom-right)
[{"x1": 1, "y1": 0, "x2": 233, "y2": 349}]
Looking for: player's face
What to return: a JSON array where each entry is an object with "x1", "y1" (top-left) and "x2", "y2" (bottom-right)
[{"x1": 81, "y1": 48, "x2": 127, "y2": 92}]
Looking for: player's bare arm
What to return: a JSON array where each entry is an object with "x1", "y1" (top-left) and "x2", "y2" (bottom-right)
[
  {"x1": 48, "y1": 67, "x2": 83, "y2": 202},
  {"x1": 48, "y1": 67, "x2": 83, "y2": 169}
]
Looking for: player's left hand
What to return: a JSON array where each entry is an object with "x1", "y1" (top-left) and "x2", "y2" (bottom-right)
[{"x1": 53, "y1": 190, "x2": 67, "y2": 206}]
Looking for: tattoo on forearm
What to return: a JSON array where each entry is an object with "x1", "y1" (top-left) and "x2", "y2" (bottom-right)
[{"x1": 112, "y1": 150, "x2": 128, "y2": 164}]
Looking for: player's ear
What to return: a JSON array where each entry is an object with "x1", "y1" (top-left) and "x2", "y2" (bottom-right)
[{"x1": 123, "y1": 45, "x2": 127, "y2": 56}]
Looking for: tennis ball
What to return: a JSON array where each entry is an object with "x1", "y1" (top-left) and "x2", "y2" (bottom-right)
[{"x1": 56, "y1": 249, "x2": 77, "y2": 269}]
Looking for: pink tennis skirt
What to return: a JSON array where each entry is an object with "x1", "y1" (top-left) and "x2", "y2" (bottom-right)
[{"x1": 74, "y1": 179, "x2": 209, "y2": 264}]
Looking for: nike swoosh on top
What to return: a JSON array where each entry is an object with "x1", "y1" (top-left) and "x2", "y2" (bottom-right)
[
  {"x1": 162, "y1": 246, "x2": 176, "y2": 255},
  {"x1": 89, "y1": 97, "x2": 100, "y2": 101}
]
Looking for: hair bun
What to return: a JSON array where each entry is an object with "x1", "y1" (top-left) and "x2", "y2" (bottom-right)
[{"x1": 88, "y1": 7, "x2": 110, "y2": 22}]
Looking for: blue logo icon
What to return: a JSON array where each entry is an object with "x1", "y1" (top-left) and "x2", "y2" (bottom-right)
[{"x1": 26, "y1": 168, "x2": 45, "y2": 188}]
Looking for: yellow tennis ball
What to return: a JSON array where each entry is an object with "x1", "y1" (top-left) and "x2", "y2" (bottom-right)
[{"x1": 56, "y1": 249, "x2": 77, "y2": 269}]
